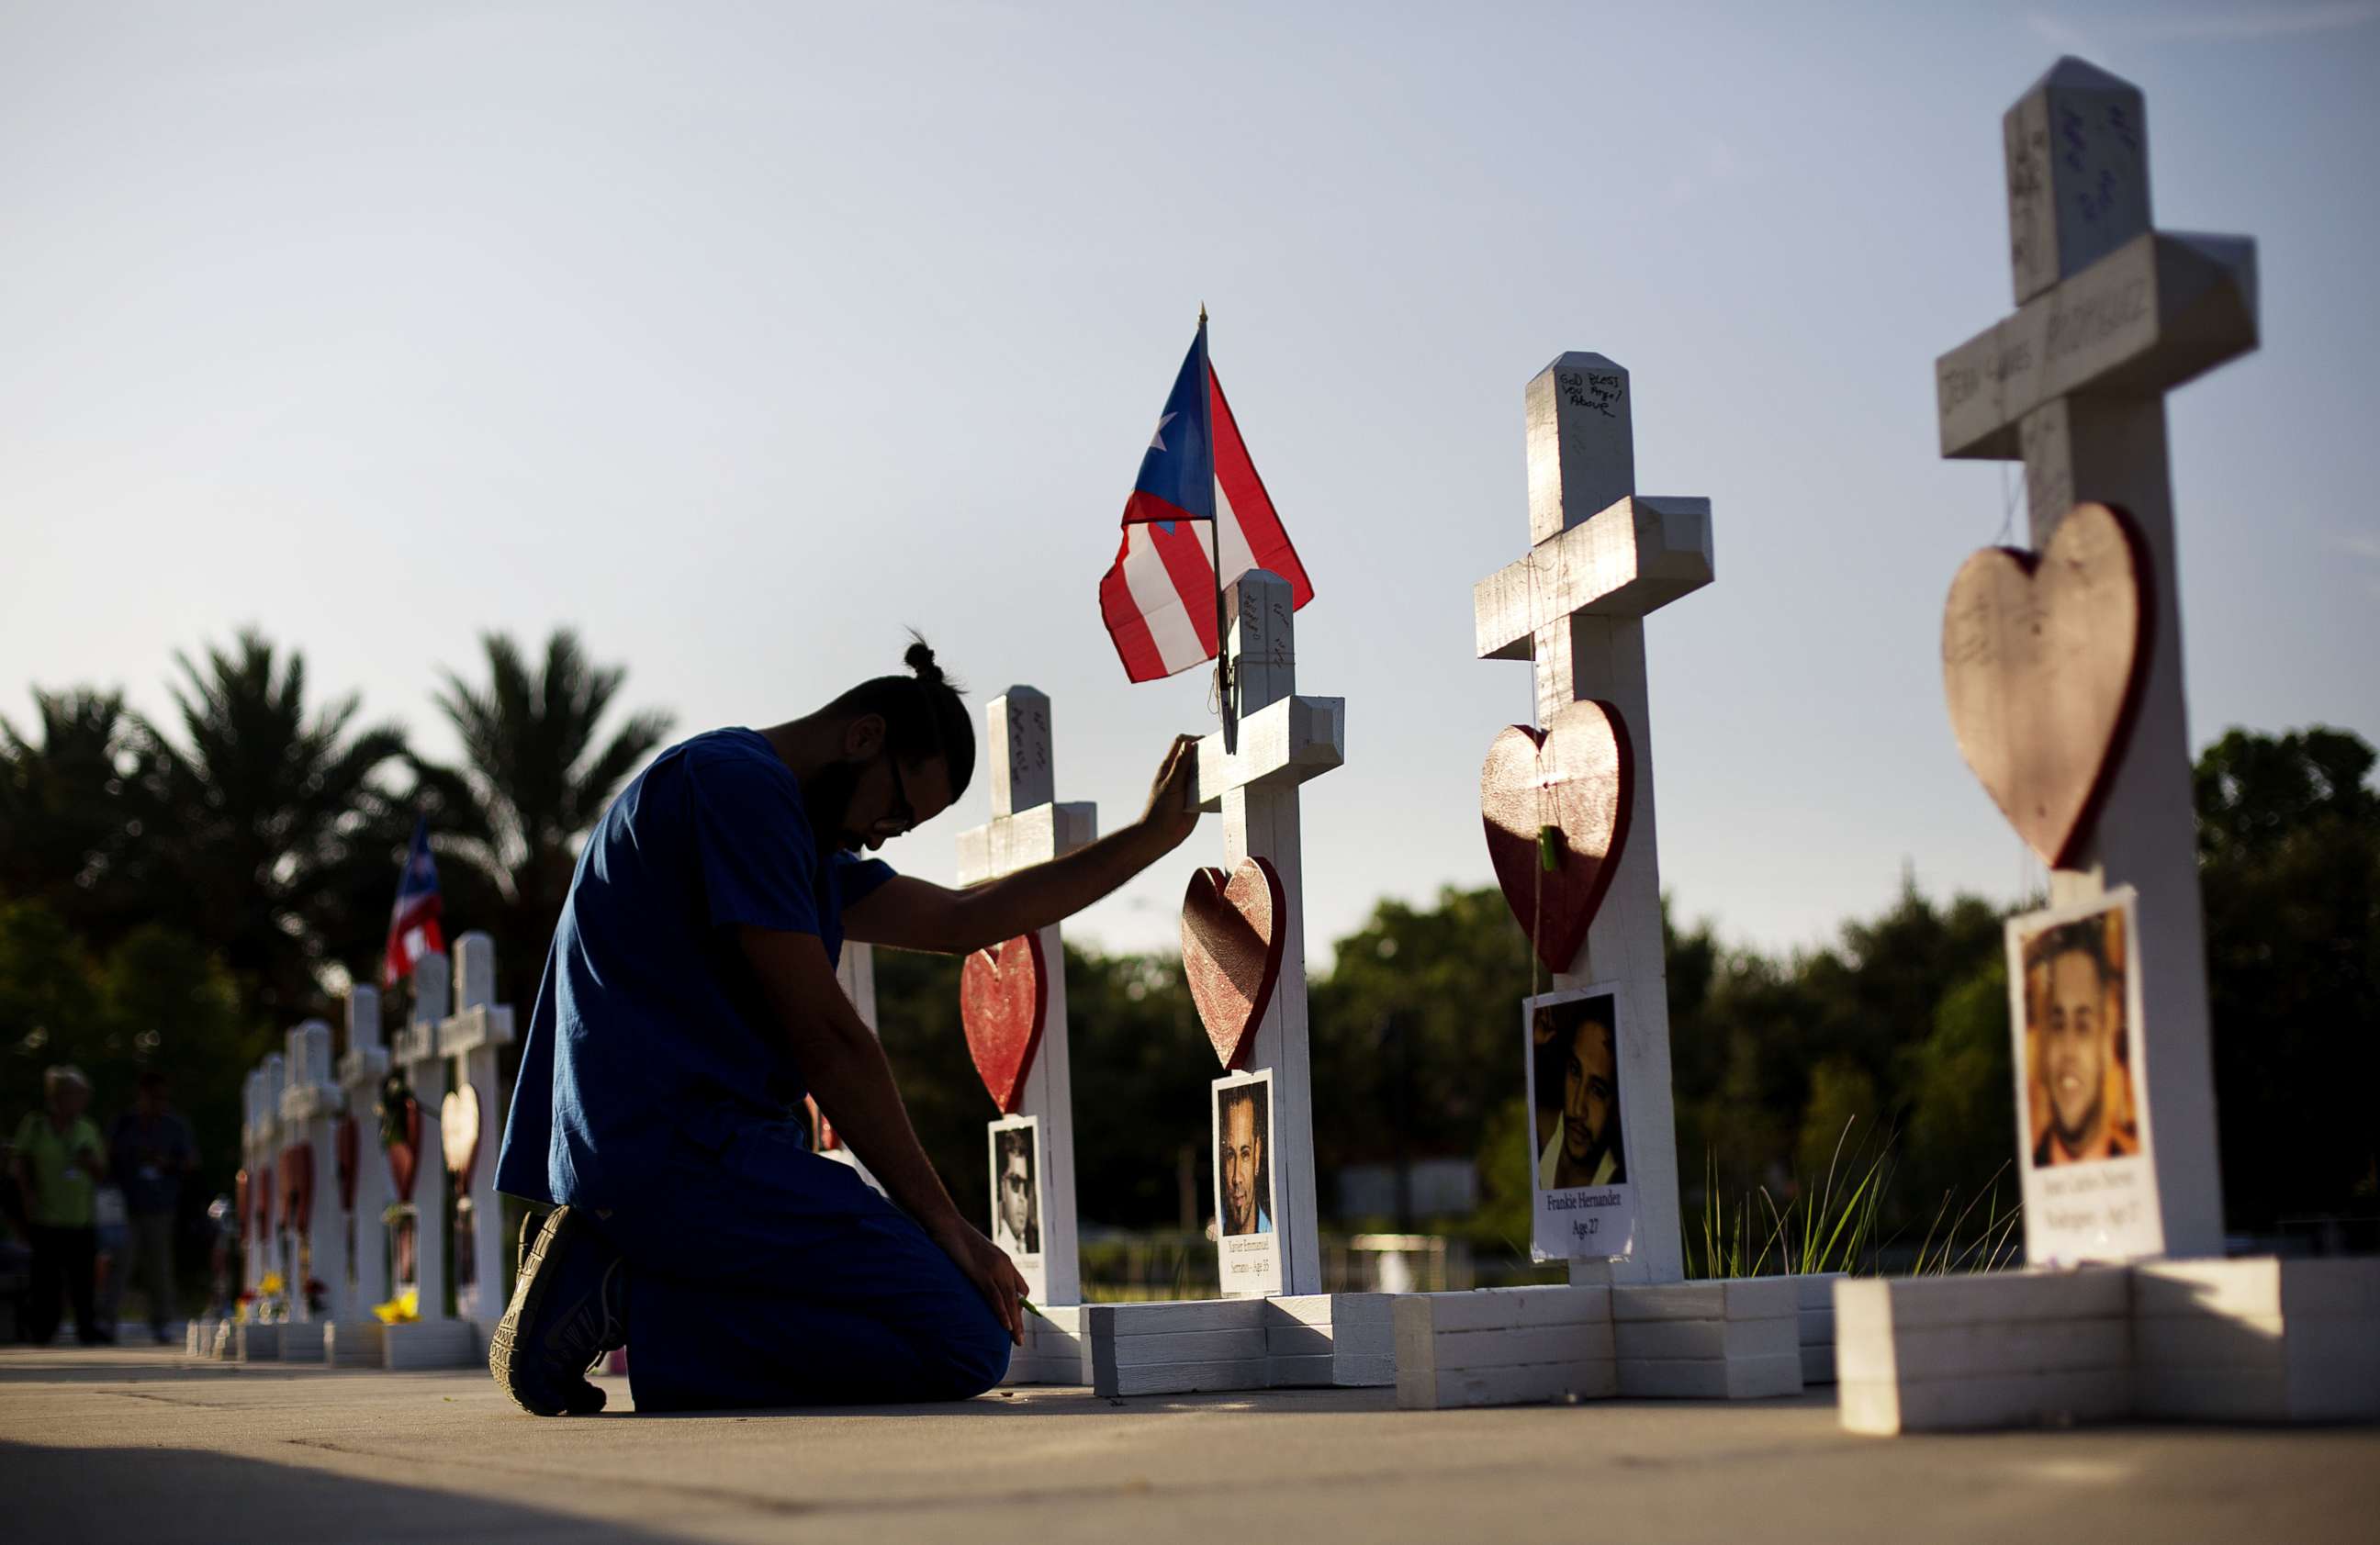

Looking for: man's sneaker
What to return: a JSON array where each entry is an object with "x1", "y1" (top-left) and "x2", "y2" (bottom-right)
[
  {"x1": 518, "y1": 1205, "x2": 545, "y2": 1277},
  {"x1": 489, "y1": 1205, "x2": 626, "y2": 1416}
]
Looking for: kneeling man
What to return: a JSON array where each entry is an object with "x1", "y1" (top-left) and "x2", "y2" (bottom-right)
[{"x1": 491, "y1": 642, "x2": 1197, "y2": 1415}]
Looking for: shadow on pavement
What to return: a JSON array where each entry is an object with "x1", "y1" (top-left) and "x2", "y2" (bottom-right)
[{"x1": 0, "y1": 1440, "x2": 702, "y2": 1544}]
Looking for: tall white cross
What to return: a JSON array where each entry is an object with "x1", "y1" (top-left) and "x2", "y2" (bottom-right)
[
  {"x1": 957, "y1": 687, "x2": 1096, "y2": 1305},
  {"x1": 278, "y1": 1017, "x2": 339, "y2": 1349},
  {"x1": 1472, "y1": 353, "x2": 1715, "y2": 1286},
  {"x1": 389, "y1": 953, "x2": 453, "y2": 1320},
  {"x1": 1935, "y1": 57, "x2": 2256, "y2": 1260},
  {"x1": 336, "y1": 984, "x2": 393, "y2": 1321},
  {"x1": 438, "y1": 932, "x2": 517, "y2": 1325},
  {"x1": 1191, "y1": 570, "x2": 1345, "y2": 1295}
]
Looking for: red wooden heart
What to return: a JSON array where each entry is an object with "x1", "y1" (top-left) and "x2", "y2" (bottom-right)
[
  {"x1": 1480, "y1": 700, "x2": 1635, "y2": 977},
  {"x1": 386, "y1": 1097, "x2": 422, "y2": 1203},
  {"x1": 960, "y1": 934, "x2": 1049, "y2": 1114},
  {"x1": 1179, "y1": 857, "x2": 1286, "y2": 1070},
  {"x1": 280, "y1": 1143, "x2": 315, "y2": 1237},
  {"x1": 1942, "y1": 501, "x2": 2152, "y2": 867},
  {"x1": 335, "y1": 1114, "x2": 359, "y2": 1213}
]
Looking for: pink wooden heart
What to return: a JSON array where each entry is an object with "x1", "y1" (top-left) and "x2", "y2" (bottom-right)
[
  {"x1": 386, "y1": 1097, "x2": 422, "y2": 1203},
  {"x1": 1942, "y1": 500, "x2": 2151, "y2": 868},
  {"x1": 961, "y1": 934, "x2": 1049, "y2": 1114},
  {"x1": 442, "y1": 1084, "x2": 482, "y2": 1187},
  {"x1": 1180, "y1": 857, "x2": 1286, "y2": 1070},
  {"x1": 1480, "y1": 700, "x2": 1635, "y2": 977}
]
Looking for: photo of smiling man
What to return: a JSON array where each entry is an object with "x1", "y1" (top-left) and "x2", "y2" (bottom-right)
[
  {"x1": 2004, "y1": 887, "x2": 2162, "y2": 1264},
  {"x1": 2022, "y1": 905, "x2": 2141, "y2": 1169}
]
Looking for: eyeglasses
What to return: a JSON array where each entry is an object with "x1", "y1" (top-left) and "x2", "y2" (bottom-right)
[{"x1": 875, "y1": 751, "x2": 916, "y2": 836}]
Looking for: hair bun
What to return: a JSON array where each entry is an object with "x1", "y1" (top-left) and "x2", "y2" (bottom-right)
[{"x1": 904, "y1": 637, "x2": 943, "y2": 686}]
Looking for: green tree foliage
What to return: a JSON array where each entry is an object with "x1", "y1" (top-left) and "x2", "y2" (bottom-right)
[
  {"x1": 2195, "y1": 726, "x2": 2380, "y2": 1231},
  {"x1": 150, "y1": 631, "x2": 412, "y2": 1024},
  {"x1": 0, "y1": 689, "x2": 170, "y2": 942},
  {"x1": 0, "y1": 901, "x2": 253, "y2": 1206},
  {"x1": 1308, "y1": 887, "x2": 1532, "y2": 1181},
  {"x1": 415, "y1": 630, "x2": 674, "y2": 1006},
  {"x1": 874, "y1": 941, "x2": 1209, "y2": 1233}
]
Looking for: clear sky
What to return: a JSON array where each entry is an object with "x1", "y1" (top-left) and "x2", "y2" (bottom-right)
[{"x1": 5, "y1": 2, "x2": 2375, "y2": 967}]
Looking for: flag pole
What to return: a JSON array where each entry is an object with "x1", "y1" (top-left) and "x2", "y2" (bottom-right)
[{"x1": 1201, "y1": 305, "x2": 1235, "y2": 753}]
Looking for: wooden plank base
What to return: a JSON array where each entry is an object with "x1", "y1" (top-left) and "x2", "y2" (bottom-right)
[
  {"x1": 1396, "y1": 1282, "x2": 1814, "y2": 1409},
  {"x1": 1617, "y1": 1350, "x2": 1802, "y2": 1400},
  {"x1": 1834, "y1": 1258, "x2": 2376, "y2": 1432},
  {"x1": 1002, "y1": 1304, "x2": 1085, "y2": 1387},
  {"x1": 1087, "y1": 1295, "x2": 1399, "y2": 1396},
  {"x1": 320, "y1": 1318, "x2": 387, "y2": 1368},
  {"x1": 380, "y1": 1318, "x2": 475, "y2": 1371}
]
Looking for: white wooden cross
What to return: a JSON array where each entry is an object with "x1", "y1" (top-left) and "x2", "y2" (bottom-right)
[
  {"x1": 388, "y1": 953, "x2": 453, "y2": 1321},
  {"x1": 956, "y1": 686, "x2": 1096, "y2": 1307},
  {"x1": 1472, "y1": 352, "x2": 1714, "y2": 1286},
  {"x1": 814, "y1": 943, "x2": 883, "y2": 1191},
  {"x1": 438, "y1": 932, "x2": 517, "y2": 1326},
  {"x1": 1934, "y1": 57, "x2": 2256, "y2": 1260},
  {"x1": 240, "y1": 1059, "x2": 277, "y2": 1302},
  {"x1": 1191, "y1": 571, "x2": 1345, "y2": 1296},
  {"x1": 278, "y1": 1017, "x2": 339, "y2": 1354},
  {"x1": 336, "y1": 984, "x2": 393, "y2": 1323}
]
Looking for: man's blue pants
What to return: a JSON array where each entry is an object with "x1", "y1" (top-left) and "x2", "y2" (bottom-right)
[{"x1": 595, "y1": 1114, "x2": 1012, "y2": 1412}]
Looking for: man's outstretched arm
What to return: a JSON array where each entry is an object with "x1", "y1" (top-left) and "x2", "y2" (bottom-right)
[
  {"x1": 844, "y1": 733, "x2": 1203, "y2": 955},
  {"x1": 736, "y1": 924, "x2": 1028, "y2": 1344}
]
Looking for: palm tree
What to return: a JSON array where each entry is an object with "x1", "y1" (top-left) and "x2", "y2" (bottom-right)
[
  {"x1": 420, "y1": 629, "x2": 673, "y2": 997},
  {"x1": 151, "y1": 630, "x2": 412, "y2": 1024},
  {"x1": 0, "y1": 688, "x2": 170, "y2": 941}
]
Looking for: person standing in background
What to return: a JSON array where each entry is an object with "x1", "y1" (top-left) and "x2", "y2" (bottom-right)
[
  {"x1": 12, "y1": 1066, "x2": 109, "y2": 1344},
  {"x1": 109, "y1": 1071, "x2": 196, "y2": 1344}
]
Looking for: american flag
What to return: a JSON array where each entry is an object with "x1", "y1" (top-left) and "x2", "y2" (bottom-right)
[
  {"x1": 1098, "y1": 321, "x2": 1313, "y2": 682},
  {"x1": 382, "y1": 815, "x2": 446, "y2": 988}
]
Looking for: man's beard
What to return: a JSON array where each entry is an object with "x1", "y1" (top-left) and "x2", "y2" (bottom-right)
[
  {"x1": 1565, "y1": 1119, "x2": 1611, "y2": 1173},
  {"x1": 798, "y1": 759, "x2": 866, "y2": 857},
  {"x1": 2052, "y1": 1090, "x2": 2105, "y2": 1153}
]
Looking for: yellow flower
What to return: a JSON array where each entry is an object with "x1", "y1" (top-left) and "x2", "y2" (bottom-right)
[
  {"x1": 371, "y1": 1289, "x2": 420, "y2": 1325},
  {"x1": 258, "y1": 1271, "x2": 286, "y2": 1295}
]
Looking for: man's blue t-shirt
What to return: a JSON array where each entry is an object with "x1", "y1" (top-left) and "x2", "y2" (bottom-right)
[{"x1": 494, "y1": 728, "x2": 893, "y2": 1209}]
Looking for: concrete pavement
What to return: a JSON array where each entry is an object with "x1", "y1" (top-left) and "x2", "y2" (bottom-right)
[{"x1": 3, "y1": 1344, "x2": 2375, "y2": 1544}]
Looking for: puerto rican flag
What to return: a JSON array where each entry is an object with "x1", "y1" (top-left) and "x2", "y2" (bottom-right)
[
  {"x1": 381, "y1": 816, "x2": 445, "y2": 988},
  {"x1": 1098, "y1": 321, "x2": 1313, "y2": 682}
]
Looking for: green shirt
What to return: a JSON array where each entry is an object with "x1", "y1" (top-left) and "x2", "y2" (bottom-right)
[{"x1": 12, "y1": 1112, "x2": 104, "y2": 1228}]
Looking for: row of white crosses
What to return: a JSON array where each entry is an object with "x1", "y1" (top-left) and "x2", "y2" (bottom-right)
[
  {"x1": 202, "y1": 935, "x2": 511, "y2": 1371},
  {"x1": 1835, "y1": 58, "x2": 2377, "y2": 1435}
]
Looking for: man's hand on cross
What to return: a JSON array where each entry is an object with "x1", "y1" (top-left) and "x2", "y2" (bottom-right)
[
  {"x1": 924, "y1": 1213, "x2": 1031, "y2": 1348},
  {"x1": 1137, "y1": 733, "x2": 1203, "y2": 855}
]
